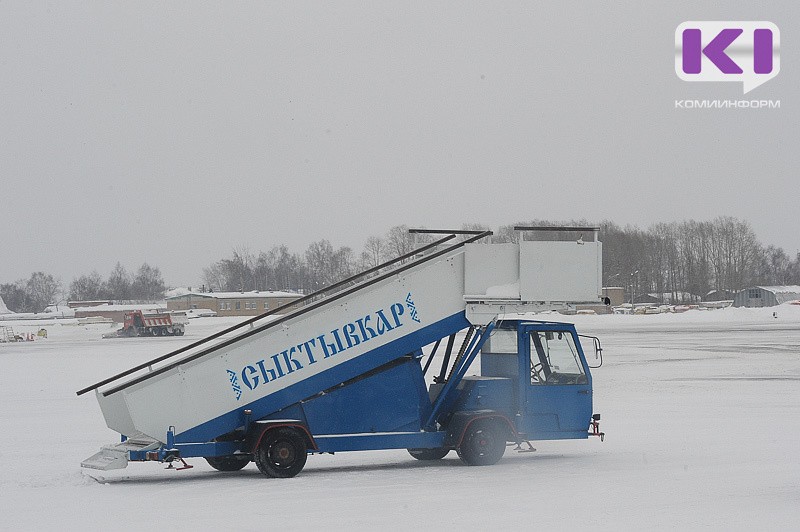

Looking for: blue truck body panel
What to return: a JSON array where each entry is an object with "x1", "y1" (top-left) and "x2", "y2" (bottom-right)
[{"x1": 176, "y1": 311, "x2": 469, "y2": 443}]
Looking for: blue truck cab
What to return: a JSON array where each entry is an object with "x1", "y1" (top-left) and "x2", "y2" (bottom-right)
[{"x1": 473, "y1": 319, "x2": 599, "y2": 441}]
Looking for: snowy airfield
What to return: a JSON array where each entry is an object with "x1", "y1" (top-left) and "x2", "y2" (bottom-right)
[{"x1": 1, "y1": 306, "x2": 799, "y2": 530}]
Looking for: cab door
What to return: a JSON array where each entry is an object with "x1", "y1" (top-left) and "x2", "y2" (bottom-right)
[{"x1": 519, "y1": 324, "x2": 592, "y2": 439}]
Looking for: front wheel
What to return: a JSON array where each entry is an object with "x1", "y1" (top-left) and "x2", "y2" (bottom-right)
[
  {"x1": 254, "y1": 428, "x2": 307, "y2": 478},
  {"x1": 457, "y1": 419, "x2": 507, "y2": 466}
]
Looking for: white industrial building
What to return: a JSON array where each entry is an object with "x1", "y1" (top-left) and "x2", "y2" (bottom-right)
[{"x1": 732, "y1": 286, "x2": 800, "y2": 308}]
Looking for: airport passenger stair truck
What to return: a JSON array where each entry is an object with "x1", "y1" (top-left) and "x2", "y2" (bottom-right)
[{"x1": 78, "y1": 228, "x2": 607, "y2": 477}]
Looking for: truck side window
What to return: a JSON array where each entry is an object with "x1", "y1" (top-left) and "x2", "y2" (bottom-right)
[
  {"x1": 530, "y1": 331, "x2": 587, "y2": 385},
  {"x1": 483, "y1": 329, "x2": 517, "y2": 354}
]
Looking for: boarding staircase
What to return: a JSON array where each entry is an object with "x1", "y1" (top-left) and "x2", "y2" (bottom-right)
[{"x1": 77, "y1": 229, "x2": 603, "y2": 451}]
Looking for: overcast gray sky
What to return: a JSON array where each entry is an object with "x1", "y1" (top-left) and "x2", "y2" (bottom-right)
[{"x1": 2, "y1": 2, "x2": 797, "y2": 288}]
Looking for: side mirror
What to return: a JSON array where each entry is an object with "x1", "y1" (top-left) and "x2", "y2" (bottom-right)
[{"x1": 579, "y1": 335, "x2": 603, "y2": 368}]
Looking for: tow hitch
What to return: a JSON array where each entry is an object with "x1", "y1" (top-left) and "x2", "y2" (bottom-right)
[
  {"x1": 165, "y1": 457, "x2": 194, "y2": 470},
  {"x1": 589, "y1": 414, "x2": 604, "y2": 441}
]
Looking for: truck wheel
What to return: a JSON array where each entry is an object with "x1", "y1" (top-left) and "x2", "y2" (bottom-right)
[
  {"x1": 457, "y1": 419, "x2": 506, "y2": 466},
  {"x1": 175, "y1": 328, "x2": 185, "y2": 336},
  {"x1": 254, "y1": 428, "x2": 307, "y2": 478},
  {"x1": 408, "y1": 448, "x2": 450, "y2": 460},
  {"x1": 206, "y1": 455, "x2": 250, "y2": 471}
]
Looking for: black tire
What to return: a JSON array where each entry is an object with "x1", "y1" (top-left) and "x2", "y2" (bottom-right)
[
  {"x1": 205, "y1": 455, "x2": 250, "y2": 472},
  {"x1": 254, "y1": 428, "x2": 307, "y2": 478},
  {"x1": 456, "y1": 419, "x2": 507, "y2": 466},
  {"x1": 408, "y1": 448, "x2": 450, "y2": 460}
]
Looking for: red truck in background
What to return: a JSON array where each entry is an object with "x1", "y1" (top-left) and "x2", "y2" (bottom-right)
[{"x1": 110, "y1": 310, "x2": 187, "y2": 337}]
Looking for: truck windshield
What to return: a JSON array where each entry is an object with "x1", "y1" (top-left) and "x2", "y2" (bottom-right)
[{"x1": 530, "y1": 330, "x2": 587, "y2": 385}]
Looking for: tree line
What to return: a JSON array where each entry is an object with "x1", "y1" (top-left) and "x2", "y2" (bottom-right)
[
  {"x1": 201, "y1": 225, "x2": 420, "y2": 294},
  {"x1": 1, "y1": 263, "x2": 165, "y2": 313},
  {"x1": 3, "y1": 217, "x2": 799, "y2": 313},
  {"x1": 201, "y1": 218, "x2": 800, "y2": 304},
  {"x1": 599, "y1": 217, "x2": 800, "y2": 303}
]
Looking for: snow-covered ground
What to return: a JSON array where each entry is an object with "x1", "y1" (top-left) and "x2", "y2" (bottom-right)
[{"x1": 1, "y1": 307, "x2": 799, "y2": 530}]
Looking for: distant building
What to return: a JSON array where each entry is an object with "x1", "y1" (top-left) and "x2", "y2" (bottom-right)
[
  {"x1": 705, "y1": 289, "x2": 735, "y2": 302},
  {"x1": 67, "y1": 300, "x2": 113, "y2": 309},
  {"x1": 602, "y1": 287, "x2": 625, "y2": 307},
  {"x1": 166, "y1": 290, "x2": 303, "y2": 317},
  {"x1": 732, "y1": 286, "x2": 800, "y2": 308},
  {"x1": 633, "y1": 291, "x2": 700, "y2": 305},
  {"x1": 632, "y1": 293, "x2": 661, "y2": 305},
  {"x1": 74, "y1": 303, "x2": 165, "y2": 323},
  {"x1": 573, "y1": 287, "x2": 621, "y2": 315}
]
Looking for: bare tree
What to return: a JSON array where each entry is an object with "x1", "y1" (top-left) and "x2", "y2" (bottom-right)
[
  {"x1": 305, "y1": 240, "x2": 336, "y2": 290},
  {"x1": 225, "y1": 248, "x2": 255, "y2": 292},
  {"x1": 361, "y1": 236, "x2": 386, "y2": 269},
  {"x1": 494, "y1": 224, "x2": 521, "y2": 244},
  {"x1": 202, "y1": 262, "x2": 227, "y2": 293},
  {"x1": 385, "y1": 225, "x2": 415, "y2": 258},
  {"x1": 0, "y1": 281, "x2": 28, "y2": 313},
  {"x1": 788, "y1": 253, "x2": 800, "y2": 285},
  {"x1": 69, "y1": 271, "x2": 107, "y2": 301},
  {"x1": 105, "y1": 263, "x2": 132, "y2": 300},
  {"x1": 131, "y1": 263, "x2": 165, "y2": 301},
  {"x1": 678, "y1": 220, "x2": 712, "y2": 299},
  {"x1": 25, "y1": 272, "x2": 62, "y2": 312},
  {"x1": 268, "y1": 245, "x2": 304, "y2": 292}
]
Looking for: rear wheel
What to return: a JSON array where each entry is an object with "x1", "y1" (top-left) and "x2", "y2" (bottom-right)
[
  {"x1": 205, "y1": 455, "x2": 250, "y2": 471},
  {"x1": 457, "y1": 419, "x2": 506, "y2": 466},
  {"x1": 408, "y1": 448, "x2": 450, "y2": 460},
  {"x1": 254, "y1": 428, "x2": 307, "y2": 478}
]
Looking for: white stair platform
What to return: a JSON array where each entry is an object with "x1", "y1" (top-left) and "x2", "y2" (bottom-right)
[{"x1": 81, "y1": 433, "x2": 161, "y2": 471}]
